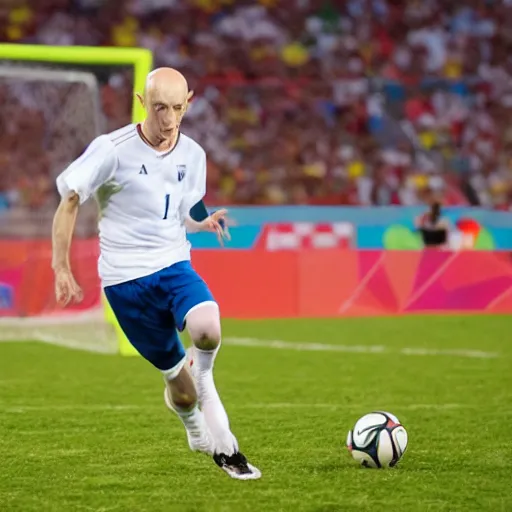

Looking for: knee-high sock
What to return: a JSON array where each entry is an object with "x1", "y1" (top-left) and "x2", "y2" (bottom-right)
[{"x1": 193, "y1": 346, "x2": 238, "y2": 455}]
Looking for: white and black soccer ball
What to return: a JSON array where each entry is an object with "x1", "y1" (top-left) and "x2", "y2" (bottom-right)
[{"x1": 346, "y1": 411, "x2": 408, "y2": 468}]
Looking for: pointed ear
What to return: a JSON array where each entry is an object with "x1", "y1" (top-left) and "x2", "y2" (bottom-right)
[
  {"x1": 136, "y1": 93, "x2": 145, "y2": 108},
  {"x1": 183, "y1": 90, "x2": 194, "y2": 114}
]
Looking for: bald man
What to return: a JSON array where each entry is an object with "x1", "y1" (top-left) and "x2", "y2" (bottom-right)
[{"x1": 52, "y1": 68, "x2": 261, "y2": 480}]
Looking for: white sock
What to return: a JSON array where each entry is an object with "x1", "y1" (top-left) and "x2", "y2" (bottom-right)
[
  {"x1": 173, "y1": 403, "x2": 207, "y2": 436},
  {"x1": 194, "y1": 346, "x2": 238, "y2": 455},
  {"x1": 164, "y1": 387, "x2": 208, "y2": 438}
]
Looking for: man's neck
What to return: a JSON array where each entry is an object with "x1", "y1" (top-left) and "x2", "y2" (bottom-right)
[{"x1": 140, "y1": 121, "x2": 179, "y2": 152}]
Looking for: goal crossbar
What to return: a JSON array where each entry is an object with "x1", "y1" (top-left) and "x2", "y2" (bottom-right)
[{"x1": 0, "y1": 44, "x2": 152, "y2": 123}]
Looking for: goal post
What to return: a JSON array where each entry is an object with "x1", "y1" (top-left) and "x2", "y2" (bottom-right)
[
  {"x1": 0, "y1": 43, "x2": 152, "y2": 356},
  {"x1": 0, "y1": 44, "x2": 151, "y2": 124}
]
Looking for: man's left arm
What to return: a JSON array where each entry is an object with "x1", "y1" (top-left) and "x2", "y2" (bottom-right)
[
  {"x1": 181, "y1": 150, "x2": 228, "y2": 239},
  {"x1": 189, "y1": 200, "x2": 209, "y2": 223},
  {"x1": 189, "y1": 199, "x2": 225, "y2": 228}
]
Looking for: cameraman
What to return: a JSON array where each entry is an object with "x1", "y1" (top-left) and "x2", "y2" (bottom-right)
[{"x1": 415, "y1": 201, "x2": 451, "y2": 249}]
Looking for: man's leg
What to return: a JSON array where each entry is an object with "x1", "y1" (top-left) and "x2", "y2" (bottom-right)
[
  {"x1": 185, "y1": 303, "x2": 236, "y2": 453},
  {"x1": 162, "y1": 260, "x2": 261, "y2": 479},
  {"x1": 162, "y1": 356, "x2": 212, "y2": 454},
  {"x1": 104, "y1": 277, "x2": 212, "y2": 455},
  {"x1": 185, "y1": 302, "x2": 261, "y2": 479}
]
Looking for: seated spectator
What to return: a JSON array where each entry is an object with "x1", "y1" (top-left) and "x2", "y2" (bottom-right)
[{"x1": 0, "y1": 0, "x2": 510, "y2": 211}]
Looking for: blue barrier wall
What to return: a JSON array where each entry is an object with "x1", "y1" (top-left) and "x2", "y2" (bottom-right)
[{"x1": 189, "y1": 206, "x2": 512, "y2": 250}]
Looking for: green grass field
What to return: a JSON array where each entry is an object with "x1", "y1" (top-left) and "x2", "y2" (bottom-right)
[{"x1": 1, "y1": 315, "x2": 512, "y2": 512}]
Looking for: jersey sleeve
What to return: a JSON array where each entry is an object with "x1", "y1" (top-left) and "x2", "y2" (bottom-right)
[
  {"x1": 179, "y1": 148, "x2": 207, "y2": 220},
  {"x1": 56, "y1": 135, "x2": 117, "y2": 205},
  {"x1": 189, "y1": 200, "x2": 209, "y2": 222}
]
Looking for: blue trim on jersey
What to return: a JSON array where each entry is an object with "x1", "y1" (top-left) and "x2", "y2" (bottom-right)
[
  {"x1": 190, "y1": 201, "x2": 225, "y2": 229},
  {"x1": 190, "y1": 200, "x2": 209, "y2": 222},
  {"x1": 104, "y1": 261, "x2": 215, "y2": 371}
]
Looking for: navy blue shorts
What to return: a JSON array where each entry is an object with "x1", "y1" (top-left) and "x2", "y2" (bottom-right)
[{"x1": 104, "y1": 261, "x2": 216, "y2": 371}]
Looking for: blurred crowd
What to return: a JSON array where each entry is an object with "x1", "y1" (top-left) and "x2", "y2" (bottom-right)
[{"x1": 1, "y1": 0, "x2": 512, "y2": 212}]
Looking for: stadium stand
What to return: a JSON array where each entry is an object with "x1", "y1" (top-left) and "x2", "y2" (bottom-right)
[{"x1": 0, "y1": 0, "x2": 511, "y2": 221}]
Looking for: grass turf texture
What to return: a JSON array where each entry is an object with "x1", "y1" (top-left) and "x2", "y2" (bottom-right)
[{"x1": 1, "y1": 315, "x2": 511, "y2": 512}]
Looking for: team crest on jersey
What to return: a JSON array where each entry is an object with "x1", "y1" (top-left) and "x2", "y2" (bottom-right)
[{"x1": 177, "y1": 164, "x2": 186, "y2": 182}]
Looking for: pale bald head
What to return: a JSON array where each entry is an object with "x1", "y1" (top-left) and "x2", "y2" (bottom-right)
[
  {"x1": 137, "y1": 67, "x2": 194, "y2": 144},
  {"x1": 143, "y1": 67, "x2": 189, "y2": 103}
]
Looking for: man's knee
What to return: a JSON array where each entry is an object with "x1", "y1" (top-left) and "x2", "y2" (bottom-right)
[{"x1": 186, "y1": 303, "x2": 221, "y2": 351}]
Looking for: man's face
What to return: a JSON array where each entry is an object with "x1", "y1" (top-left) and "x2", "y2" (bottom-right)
[{"x1": 143, "y1": 87, "x2": 188, "y2": 140}]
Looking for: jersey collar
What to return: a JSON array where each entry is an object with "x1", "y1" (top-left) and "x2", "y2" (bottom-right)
[{"x1": 136, "y1": 123, "x2": 181, "y2": 158}]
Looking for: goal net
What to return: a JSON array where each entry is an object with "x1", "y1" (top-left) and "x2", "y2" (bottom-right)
[{"x1": 0, "y1": 45, "x2": 151, "y2": 354}]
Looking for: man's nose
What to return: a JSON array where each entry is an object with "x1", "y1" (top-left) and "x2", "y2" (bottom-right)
[{"x1": 164, "y1": 109, "x2": 177, "y2": 127}]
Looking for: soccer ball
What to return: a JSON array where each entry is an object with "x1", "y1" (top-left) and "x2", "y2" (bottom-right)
[{"x1": 346, "y1": 411, "x2": 408, "y2": 468}]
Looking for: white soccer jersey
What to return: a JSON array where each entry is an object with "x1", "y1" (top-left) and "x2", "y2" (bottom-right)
[{"x1": 56, "y1": 124, "x2": 206, "y2": 287}]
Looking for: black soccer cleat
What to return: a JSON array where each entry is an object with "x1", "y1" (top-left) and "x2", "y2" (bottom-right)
[{"x1": 213, "y1": 451, "x2": 262, "y2": 480}]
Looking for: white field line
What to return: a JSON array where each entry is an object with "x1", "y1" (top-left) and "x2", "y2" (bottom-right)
[
  {"x1": 34, "y1": 334, "x2": 115, "y2": 354},
  {"x1": 0, "y1": 334, "x2": 499, "y2": 359},
  {"x1": 0, "y1": 333, "x2": 116, "y2": 354},
  {"x1": 0, "y1": 403, "x2": 478, "y2": 414},
  {"x1": 223, "y1": 337, "x2": 499, "y2": 359},
  {"x1": 0, "y1": 309, "x2": 103, "y2": 325},
  {"x1": 226, "y1": 337, "x2": 386, "y2": 354}
]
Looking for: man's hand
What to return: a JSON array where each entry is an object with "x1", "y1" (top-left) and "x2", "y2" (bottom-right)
[
  {"x1": 54, "y1": 268, "x2": 83, "y2": 307},
  {"x1": 199, "y1": 209, "x2": 232, "y2": 246}
]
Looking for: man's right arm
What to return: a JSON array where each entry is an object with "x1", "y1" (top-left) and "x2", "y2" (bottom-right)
[
  {"x1": 52, "y1": 135, "x2": 117, "y2": 305},
  {"x1": 52, "y1": 191, "x2": 80, "y2": 273},
  {"x1": 52, "y1": 192, "x2": 83, "y2": 305}
]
